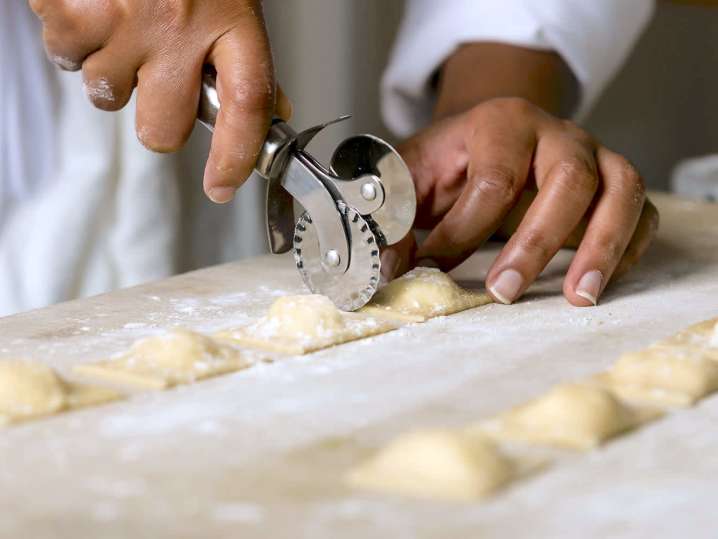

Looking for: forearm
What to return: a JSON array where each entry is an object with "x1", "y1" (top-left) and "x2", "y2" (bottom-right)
[{"x1": 433, "y1": 42, "x2": 579, "y2": 120}]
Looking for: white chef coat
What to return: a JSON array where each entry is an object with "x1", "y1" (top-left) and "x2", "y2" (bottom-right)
[
  {"x1": 382, "y1": 0, "x2": 656, "y2": 137},
  {"x1": 0, "y1": 2, "x2": 266, "y2": 317}
]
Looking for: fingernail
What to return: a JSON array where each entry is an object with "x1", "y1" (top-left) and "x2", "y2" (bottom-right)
[
  {"x1": 576, "y1": 270, "x2": 603, "y2": 306},
  {"x1": 489, "y1": 269, "x2": 523, "y2": 305},
  {"x1": 208, "y1": 187, "x2": 236, "y2": 204},
  {"x1": 380, "y1": 250, "x2": 400, "y2": 280},
  {"x1": 416, "y1": 258, "x2": 439, "y2": 268}
]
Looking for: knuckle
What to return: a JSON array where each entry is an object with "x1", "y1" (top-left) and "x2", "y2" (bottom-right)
[
  {"x1": 210, "y1": 146, "x2": 257, "y2": 177},
  {"x1": 229, "y1": 76, "x2": 274, "y2": 114},
  {"x1": 515, "y1": 228, "x2": 553, "y2": 260},
  {"x1": 473, "y1": 96, "x2": 536, "y2": 121},
  {"x1": 471, "y1": 165, "x2": 520, "y2": 205},
  {"x1": 607, "y1": 158, "x2": 646, "y2": 205},
  {"x1": 495, "y1": 96, "x2": 535, "y2": 115},
  {"x1": 137, "y1": 125, "x2": 186, "y2": 153},
  {"x1": 551, "y1": 158, "x2": 598, "y2": 195},
  {"x1": 28, "y1": 0, "x2": 48, "y2": 18},
  {"x1": 83, "y1": 77, "x2": 121, "y2": 110},
  {"x1": 561, "y1": 121, "x2": 594, "y2": 146},
  {"x1": 616, "y1": 158, "x2": 643, "y2": 186},
  {"x1": 43, "y1": 37, "x2": 84, "y2": 71},
  {"x1": 49, "y1": 53, "x2": 83, "y2": 71},
  {"x1": 592, "y1": 233, "x2": 625, "y2": 263}
]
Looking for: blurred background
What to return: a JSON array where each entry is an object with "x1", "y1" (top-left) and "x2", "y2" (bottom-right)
[
  {"x1": 178, "y1": 0, "x2": 718, "y2": 266},
  {"x1": 3, "y1": 1, "x2": 717, "y2": 315}
]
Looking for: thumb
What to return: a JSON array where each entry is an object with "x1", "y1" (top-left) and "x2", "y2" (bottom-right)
[
  {"x1": 275, "y1": 83, "x2": 293, "y2": 121},
  {"x1": 380, "y1": 232, "x2": 418, "y2": 281},
  {"x1": 396, "y1": 113, "x2": 470, "y2": 228}
]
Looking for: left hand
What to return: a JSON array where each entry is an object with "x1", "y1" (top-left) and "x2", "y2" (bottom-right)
[{"x1": 381, "y1": 97, "x2": 659, "y2": 307}]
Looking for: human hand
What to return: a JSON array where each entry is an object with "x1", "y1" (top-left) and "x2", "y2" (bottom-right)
[
  {"x1": 30, "y1": 0, "x2": 291, "y2": 202},
  {"x1": 383, "y1": 98, "x2": 659, "y2": 307}
]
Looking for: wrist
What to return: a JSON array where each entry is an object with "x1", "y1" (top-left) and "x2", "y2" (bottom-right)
[{"x1": 433, "y1": 42, "x2": 579, "y2": 120}]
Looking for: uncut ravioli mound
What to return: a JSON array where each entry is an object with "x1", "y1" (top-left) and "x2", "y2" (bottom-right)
[
  {"x1": 0, "y1": 362, "x2": 65, "y2": 420},
  {"x1": 217, "y1": 294, "x2": 401, "y2": 355},
  {"x1": 75, "y1": 330, "x2": 251, "y2": 389},
  {"x1": 362, "y1": 267, "x2": 492, "y2": 322},
  {"x1": 347, "y1": 429, "x2": 516, "y2": 501},
  {"x1": 0, "y1": 361, "x2": 119, "y2": 425},
  {"x1": 605, "y1": 347, "x2": 718, "y2": 406},
  {"x1": 653, "y1": 318, "x2": 718, "y2": 360},
  {"x1": 489, "y1": 383, "x2": 659, "y2": 450},
  {"x1": 268, "y1": 295, "x2": 346, "y2": 338}
]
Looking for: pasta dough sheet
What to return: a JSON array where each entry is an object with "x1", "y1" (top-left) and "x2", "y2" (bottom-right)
[
  {"x1": 74, "y1": 330, "x2": 255, "y2": 390},
  {"x1": 346, "y1": 429, "x2": 544, "y2": 502},
  {"x1": 216, "y1": 295, "x2": 403, "y2": 355},
  {"x1": 480, "y1": 383, "x2": 662, "y2": 451},
  {"x1": 0, "y1": 361, "x2": 120, "y2": 426},
  {"x1": 361, "y1": 267, "x2": 493, "y2": 322}
]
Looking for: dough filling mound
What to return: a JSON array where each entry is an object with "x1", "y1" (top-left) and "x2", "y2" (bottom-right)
[
  {"x1": 490, "y1": 383, "x2": 660, "y2": 450},
  {"x1": 0, "y1": 361, "x2": 120, "y2": 425},
  {"x1": 75, "y1": 330, "x2": 251, "y2": 389},
  {"x1": 0, "y1": 361, "x2": 66, "y2": 418},
  {"x1": 216, "y1": 294, "x2": 401, "y2": 355},
  {"x1": 126, "y1": 330, "x2": 239, "y2": 376},
  {"x1": 609, "y1": 348, "x2": 718, "y2": 403},
  {"x1": 362, "y1": 267, "x2": 493, "y2": 322},
  {"x1": 347, "y1": 429, "x2": 516, "y2": 501},
  {"x1": 264, "y1": 295, "x2": 346, "y2": 338}
]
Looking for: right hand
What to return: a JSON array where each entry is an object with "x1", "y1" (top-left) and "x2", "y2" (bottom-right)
[{"x1": 30, "y1": 0, "x2": 292, "y2": 203}]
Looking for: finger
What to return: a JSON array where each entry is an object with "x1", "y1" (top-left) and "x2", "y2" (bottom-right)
[
  {"x1": 562, "y1": 147, "x2": 647, "y2": 306},
  {"x1": 82, "y1": 46, "x2": 140, "y2": 110},
  {"x1": 380, "y1": 232, "x2": 417, "y2": 281},
  {"x1": 396, "y1": 115, "x2": 471, "y2": 227},
  {"x1": 33, "y1": 0, "x2": 116, "y2": 71},
  {"x1": 134, "y1": 55, "x2": 203, "y2": 154},
  {"x1": 485, "y1": 136, "x2": 599, "y2": 304},
  {"x1": 276, "y1": 84, "x2": 293, "y2": 121},
  {"x1": 204, "y1": 19, "x2": 275, "y2": 203},
  {"x1": 611, "y1": 198, "x2": 659, "y2": 280},
  {"x1": 416, "y1": 116, "x2": 536, "y2": 270}
]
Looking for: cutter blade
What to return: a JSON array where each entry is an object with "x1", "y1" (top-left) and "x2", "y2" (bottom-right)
[{"x1": 293, "y1": 205, "x2": 381, "y2": 311}]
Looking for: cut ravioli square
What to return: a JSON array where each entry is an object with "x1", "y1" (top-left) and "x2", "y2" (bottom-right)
[
  {"x1": 0, "y1": 361, "x2": 121, "y2": 426},
  {"x1": 346, "y1": 429, "x2": 524, "y2": 501},
  {"x1": 74, "y1": 330, "x2": 254, "y2": 390},
  {"x1": 216, "y1": 294, "x2": 403, "y2": 355},
  {"x1": 483, "y1": 383, "x2": 661, "y2": 451},
  {"x1": 360, "y1": 267, "x2": 493, "y2": 322}
]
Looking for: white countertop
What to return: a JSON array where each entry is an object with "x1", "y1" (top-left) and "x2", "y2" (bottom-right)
[{"x1": 0, "y1": 193, "x2": 716, "y2": 538}]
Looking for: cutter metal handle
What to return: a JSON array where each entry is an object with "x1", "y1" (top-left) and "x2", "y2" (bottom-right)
[{"x1": 197, "y1": 66, "x2": 416, "y2": 310}]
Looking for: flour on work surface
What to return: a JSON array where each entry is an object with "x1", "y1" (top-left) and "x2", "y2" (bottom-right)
[
  {"x1": 361, "y1": 267, "x2": 493, "y2": 322},
  {"x1": 216, "y1": 294, "x2": 404, "y2": 355}
]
